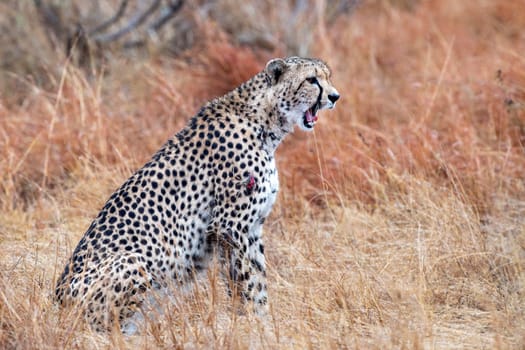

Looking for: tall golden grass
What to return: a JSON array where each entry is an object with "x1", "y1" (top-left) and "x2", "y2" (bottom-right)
[{"x1": 1, "y1": 1, "x2": 524, "y2": 348}]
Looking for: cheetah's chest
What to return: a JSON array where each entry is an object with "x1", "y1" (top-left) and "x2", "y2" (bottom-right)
[{"x1": 258, "y1": 157, "x2": 279, "y2": 220}]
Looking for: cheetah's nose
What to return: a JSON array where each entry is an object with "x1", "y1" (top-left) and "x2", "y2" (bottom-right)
[{"x1": 328, "y1": 93, "x2": 340, "y2": 103}]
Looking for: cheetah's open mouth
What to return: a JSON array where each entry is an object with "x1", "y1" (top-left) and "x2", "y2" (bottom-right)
[{"x1": 303, "y1": 101, "x2": 321, "y2": 129}]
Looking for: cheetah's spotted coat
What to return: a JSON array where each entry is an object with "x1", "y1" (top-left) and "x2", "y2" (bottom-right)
[{"x1": 55, "y1": 56, "x2": 340, "y2": 331}]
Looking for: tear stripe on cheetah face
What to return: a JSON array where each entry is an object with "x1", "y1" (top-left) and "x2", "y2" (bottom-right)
[
  {"x1": 263, "y1": 56, "x2": 340, "y2": 132},
  {"x1": 54, "y1": 56, "x2": 339, "y2": 333}
]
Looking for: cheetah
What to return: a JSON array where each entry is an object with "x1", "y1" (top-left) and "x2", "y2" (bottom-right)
[{"x1": 55, "y1": 56, "x2": 340, "y2": 332}]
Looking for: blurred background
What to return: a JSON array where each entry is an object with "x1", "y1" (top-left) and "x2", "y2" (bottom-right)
[
  {"x1": 1, "y1": 0, "x2": 524, "y2": 211},
  {"x1": 2, "y1": 0, "x2": 357, "y2": 93},
  {"x1": 0, "y1": 1, "x2": 524, "y2": 348}
]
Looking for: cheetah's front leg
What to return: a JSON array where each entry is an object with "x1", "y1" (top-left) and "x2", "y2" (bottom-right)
[{"x1": 221, "y1": 223, "x2": 268, "y2": 315}]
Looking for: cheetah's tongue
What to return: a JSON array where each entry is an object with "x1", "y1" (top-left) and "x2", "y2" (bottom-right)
[{"x1": 305, "y1": 109, "x2": 318, "y2": 123}]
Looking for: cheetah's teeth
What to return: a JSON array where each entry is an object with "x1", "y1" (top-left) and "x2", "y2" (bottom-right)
[{"x1": 303, "y1": 104, "x2": 319, "y2": 129}]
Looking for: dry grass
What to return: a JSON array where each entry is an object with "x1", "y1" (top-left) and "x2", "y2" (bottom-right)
[{"x1": 1, "y1": 0, "x2": 524, "y2": 349}]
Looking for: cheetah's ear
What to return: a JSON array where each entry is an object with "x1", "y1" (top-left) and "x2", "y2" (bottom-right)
[{"x1": 265, "y1": 58, "x2": 287, "y2": 85}]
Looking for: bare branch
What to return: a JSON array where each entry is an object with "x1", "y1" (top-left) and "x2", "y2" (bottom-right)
[
  {"x1": 92, "y1": 0, "x2": 162, "y2": 43},
  {"x1": 35, "y1": 0, "x2": 184, "y2": 59},
  {"x1": 122, "y1": 0, "x2": 185, "y2": 49},
  {"x1": 88, "y1": 0, "x2": 129, "y2": 35},
  {"x1": 148, "y1": 0, "x2": 184, "y2": 33},
  {"x1": 34, "y1": 0, "x2": 65, "y2": 43},
  {"x1": 66, "y1": 24, "x2": 92, "y2": 67}
]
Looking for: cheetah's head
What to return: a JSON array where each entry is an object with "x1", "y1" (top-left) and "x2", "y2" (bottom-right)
[{"x1": 265, "y1": 57, "x2": 340, "y2": 131}]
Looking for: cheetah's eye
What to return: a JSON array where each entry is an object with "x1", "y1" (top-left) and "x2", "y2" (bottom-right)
[{"x1": 306, "y1": 77, "x2": 318, "y2": 84}]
